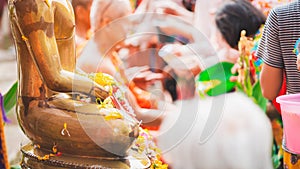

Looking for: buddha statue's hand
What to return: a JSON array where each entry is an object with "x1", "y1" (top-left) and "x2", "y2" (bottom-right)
[
  {"x1": 85, "y1": 73, "x2": 116, "y2": 102},
  {"x1": 88, "y1": 84, "x2": 110, "y2": 101}
]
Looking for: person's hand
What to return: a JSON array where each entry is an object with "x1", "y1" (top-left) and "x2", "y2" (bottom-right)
[
  {"x1": 135, "y1": 0, "x2": 193, "y2": 24},
  {"x1": 126, "y1": 66, "x2": 165, "y2": 90},
  {"x1": 152, "y1": 0, "x2": 193, "y2": 23},
  {"x1": 230, "y1": 61, "x2": 256, "y2": 85},
  {"x1": 230, "y1": 62, "x2": 240, "y2": 82},
  {"x1": 94, "y1": 85, "x2": 110, "y2": 100},
  {"x1": 159, "y1": 44, "x2": 201, "y2": 77},
  {"x1": 133, "y1": 71, "x2": 164, "y2": 89},
  {"x1": 216, "y1": 46, "x2": 240, "y2": 63},
  {"x1": 88, "y1": 83, "x2": 110, "y2": 101}
]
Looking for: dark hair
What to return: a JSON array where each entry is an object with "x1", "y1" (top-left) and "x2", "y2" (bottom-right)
[
  {"x1": 182, "y1": 0, "x2": 196, "y2": 12},
  {"x1": 215, "y1": 0, "x2": 266, "y2": 48}
]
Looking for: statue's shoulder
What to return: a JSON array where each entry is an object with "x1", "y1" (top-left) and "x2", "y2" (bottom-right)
[{"x1": 10, "y1": 0, "x2": 72, "y2": 12}]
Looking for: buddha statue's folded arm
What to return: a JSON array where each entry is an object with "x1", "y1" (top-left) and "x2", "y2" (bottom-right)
[{"x1": 10, "y1": 0, "x2": 108, "y2": 99}]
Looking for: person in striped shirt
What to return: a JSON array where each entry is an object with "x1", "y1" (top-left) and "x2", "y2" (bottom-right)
[
  {"x1": 257, "y1": 1, "x2": 300, "y2": 100},
  {"x1": 257, "y1": 1, "x2": 300, "y2": 168}
]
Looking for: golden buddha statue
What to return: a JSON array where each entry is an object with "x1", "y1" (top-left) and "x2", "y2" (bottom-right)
[{"x1": 8, "y1": 0, "x2": 144, "y2": 168}]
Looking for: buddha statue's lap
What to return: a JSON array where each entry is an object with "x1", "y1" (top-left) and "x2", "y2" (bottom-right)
[{"x1": 9, "y1": 0, "x2": 139, "y2": 158}]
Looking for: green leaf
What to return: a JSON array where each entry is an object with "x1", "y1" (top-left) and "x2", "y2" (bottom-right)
[
  {"x1": 251, "y1": 80, "x2": 267, "y2": 111},
  {"x1": 10, "y1": 165, "x2": 22, "y2": 169},
  {"x1": 198, "y1": 62, "x2": 237, "y2": 96},
  {"x1": 245, "y1": 73, "x2": 253, "y2": 96},
  {"x1": 3, "y1": 81, "x2": 18, "y2": 113}
]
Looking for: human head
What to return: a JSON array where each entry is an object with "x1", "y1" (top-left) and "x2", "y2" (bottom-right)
[
  {"x1": 182, "y1": 0, "x2": 196, "y2": 11},
  {"x1": 215, "y1": 0, "x2": 266, "y2": 48},
  {"x1": 90, "y1": 0, "x2": 132, "y2": 32}
]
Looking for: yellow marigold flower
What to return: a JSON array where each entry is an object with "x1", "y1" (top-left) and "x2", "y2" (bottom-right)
[
  {"x1": 97, "y1": 97, "x2": 114, "y2": 109},
  {"x1": 142, "y1": 128, "x2": 149, "y2": 133},
  {"x1": 52, "y1": 145, "x2": 57, "y2": 154},
  {"x1": 21, "y1": 35, "x2": 28, "y2": 41},
  {"x1": 135, "y1": 135, "x2": 145, "y2": 145},
  {"x1": 141, "y1": 159, "x2": 150, "y2": 166},
  {"x1": 93, "y1": 73, "x2": 115, "y2": 87},
  {"x1": 153, "y1": 147, "x2": 162, "y2": 155},
  {"x1": 138, "y1": 144, "x2": 146, "y2": 153},
  {"x1": 43, "y1": 155, "x2": 50, "y2": 160},
  {"x1": 150, "y1": 159, "x2": 168, "y2": 169},
  {"x1": 104, "y1": 111, "x2": 123, "y2": 121},
  {"x1": 37, "y1": 154, "x2": 50, "y2": 160}
]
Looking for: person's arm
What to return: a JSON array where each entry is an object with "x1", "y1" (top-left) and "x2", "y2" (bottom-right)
[
  {"x1": 260, "y1": 64, "x2": 283, "y2": 100},
  {"x1": 159, "y1": 44, "x2": 202, "y2": 76},
  {"x1": 125, "y1": 89, "x2": 164, "y2": 127},
  {"x1": 135, "y1": 0, "x2": 193, "y2": 23},
  {"x1": 256, "y1": 9, "x2": 284, "y2": 100}
]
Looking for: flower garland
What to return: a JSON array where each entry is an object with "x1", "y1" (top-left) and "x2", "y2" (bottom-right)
[
  {"x1": 90, "y1": 72, "x2": 168, "y2": 168},
  {"x1": 131, "y1": 128, "x2": 168, "y2": 169},
  {"x1": 89, "y1": 72, "x2": 135, "y2": 117}
]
